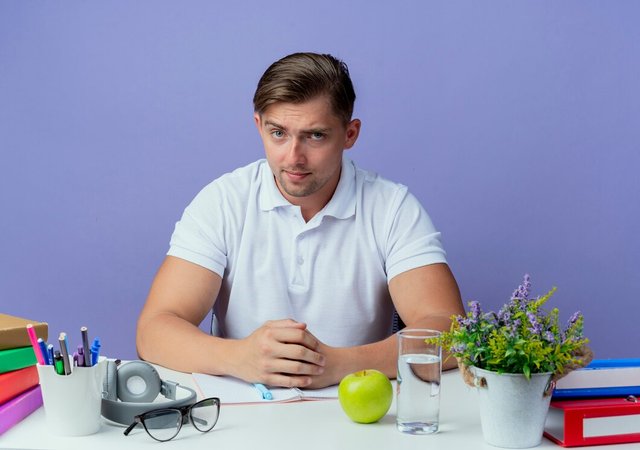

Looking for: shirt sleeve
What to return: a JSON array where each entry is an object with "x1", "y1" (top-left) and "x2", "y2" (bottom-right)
[
  {"x1": 384, "y1": 187, "x2": 447, "y2": 282},
  {"x1": 167, "y1": 183, "x2": 227, "y2": 277}
]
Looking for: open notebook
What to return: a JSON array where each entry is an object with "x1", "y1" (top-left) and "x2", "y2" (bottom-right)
[{"x1": 192, "y1": 373, "x2": 338, "y2": 404}]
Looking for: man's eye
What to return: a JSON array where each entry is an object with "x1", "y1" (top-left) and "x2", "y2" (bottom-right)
[
  {"x1": 271, "y1": 130, "x2": 285, "y2": 138},
  {"x1": 310, "y1": 132, "x2": 325, "y2": 140}
]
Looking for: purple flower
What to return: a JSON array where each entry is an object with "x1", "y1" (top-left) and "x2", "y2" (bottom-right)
[
  {"x1": 527, "y1": 311, "x2": 542, "y2": 335},
  {"x1": 508, "y1": 318, "x2": 522, "y2": 337},
  {"x1": 451, "y1": 343, "x2": 467, "y2": 354},
  {"x1": 497, "y1": 303, "x2": 511, "y2": 323},
  {"x1": 544, "y1": 331, "x2": 556, "y2": 343},
  {"x1": 470, "y1": 301, "x2": 482, "y2": 320},
  {"x1": 459, "y1": 301, "x2": 482, "y2": 328},
  {"x1": 485, "y1": 312, "x2": 498, "y2": 325},
  {"x1": 511, "y1": 273, "x2": 532, "y2": 300},
  {"x1": 567, "y1": 311, "x2": 581, "y2": 325}
]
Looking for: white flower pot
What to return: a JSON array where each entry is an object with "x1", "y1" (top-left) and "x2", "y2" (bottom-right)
[{"x1": 471, "y1": 367, "x2": 553, "y2": 448}]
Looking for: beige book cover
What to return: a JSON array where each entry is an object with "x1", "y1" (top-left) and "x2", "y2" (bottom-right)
[{"x1": 0, "y1": 313, "x2": 48, "y2": 351}]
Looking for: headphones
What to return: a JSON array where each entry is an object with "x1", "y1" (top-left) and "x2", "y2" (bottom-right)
[{"x1": 101, "y1": 360, "x2": 197, "y2": 426}]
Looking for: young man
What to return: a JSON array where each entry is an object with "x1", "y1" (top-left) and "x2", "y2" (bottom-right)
[{"x1": 137, "y1": 52, "x2": 464, "y2": 388}]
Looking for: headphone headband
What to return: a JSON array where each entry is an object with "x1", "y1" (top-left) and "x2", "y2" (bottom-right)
[{"x1": 101, "y1": 360, "x2": 197, "y2": 426}]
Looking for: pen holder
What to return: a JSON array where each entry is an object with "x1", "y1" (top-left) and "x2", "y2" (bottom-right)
[{"x1": 36, "y1": 358, "x2": 107, "y2": 436}]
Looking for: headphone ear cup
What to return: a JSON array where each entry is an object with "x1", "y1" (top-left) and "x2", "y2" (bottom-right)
[
  {"x1": 104, "y1": 360, "x2": 118, "y2": 401},
  {"x1": 116, "y1": 361, "x2": 161, "y2": 403}
]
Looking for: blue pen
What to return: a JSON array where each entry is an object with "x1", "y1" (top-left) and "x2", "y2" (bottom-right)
[
  {"x1": 37, "y1": 338, "x2": 49, "y2": 365},
  {"x1": 253, "y1": 383, "x2": 273, "y2": 400},
  {"x1": 90, "y1": 337, "x2": 101, "y2": 366},
  {"x1": 47, "y1": 344, "x2": 54, "y2": 366}
]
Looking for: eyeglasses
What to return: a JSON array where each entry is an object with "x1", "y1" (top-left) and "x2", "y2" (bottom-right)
[{"x1": 124, "y1": 397, "x2": 220, "y2": 442}]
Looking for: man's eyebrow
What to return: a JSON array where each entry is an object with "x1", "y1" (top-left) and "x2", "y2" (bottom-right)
[
  {"x1": 263, "y1": 120, "x2": 331, "y2": 134},
  {"x1": 302, "y1": 127, "x2": 331, "y2": 134},
  {"x1": 263, "y1": 120, "x2": 285, "y2": 129}
]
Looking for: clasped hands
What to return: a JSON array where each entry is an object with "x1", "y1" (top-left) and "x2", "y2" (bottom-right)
[{"x1": 233, "y1": 319, "x2": 336, "y2": 389}]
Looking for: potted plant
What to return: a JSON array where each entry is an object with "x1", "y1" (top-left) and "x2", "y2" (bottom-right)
[{"x1": 433, "y1": 274, "x2": 592, "y2": 448}]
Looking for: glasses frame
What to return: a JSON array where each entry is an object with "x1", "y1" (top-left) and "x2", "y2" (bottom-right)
[{"x1": 123, "y1": 397, "x2": 221, "y2": 442}]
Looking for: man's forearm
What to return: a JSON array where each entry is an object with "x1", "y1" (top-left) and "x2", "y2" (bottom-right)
[
  {"x1": 136, "y1": 312, "x2": 232, "y2": 375},
  {"x1": 311, "y1": 314, "x2": 457, "y2": 388}
]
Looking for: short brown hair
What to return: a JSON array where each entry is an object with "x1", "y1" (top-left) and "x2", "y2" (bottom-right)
[{"x1": 253, "y1": 52, "x2": 356, "y2": 124}]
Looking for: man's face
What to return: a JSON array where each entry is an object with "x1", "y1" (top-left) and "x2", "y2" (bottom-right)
[{"x1": 254, "y1": 96, "x2": 360, "y2": 216}]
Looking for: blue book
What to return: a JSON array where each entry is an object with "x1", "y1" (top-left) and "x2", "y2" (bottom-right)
[{"x1": 553, "y1": 358, "x2": 640, "y2": 399}]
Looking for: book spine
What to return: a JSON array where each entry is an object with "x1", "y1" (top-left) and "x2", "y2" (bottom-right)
[
  {"x1": 0, "y1": 366, "x2": 40, "y2": 404},
  {"x1": 586, "y1": 359, "x2": 640, "y2": 368},
  {"x1": 554, "y1": 402, "x2": 640, "y2": 446},
  {"x1": 0, "y1": 321, "x2": 48, "y2": 351},
  {"x1": 0, "y1": 385, "x2": 43, "y2": 435},
  {"x1": 553, "y1": 386, "x2": 640, "y2": 399},
  {"x1": 0, "y1": 347, "x2": 37, "y2": 374}
]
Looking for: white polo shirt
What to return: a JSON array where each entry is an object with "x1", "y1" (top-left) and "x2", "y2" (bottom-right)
[{"x1": 167, "y1": 156, "x2": 447, "y2": 347}]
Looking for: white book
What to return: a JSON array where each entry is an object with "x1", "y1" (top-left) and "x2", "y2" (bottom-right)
[
  {"x1": 556, "y1": 366, "x2": 640, "y2": 390},
  {"x1": 191, "y1": 373, "x2": 338, "y2": 405}
]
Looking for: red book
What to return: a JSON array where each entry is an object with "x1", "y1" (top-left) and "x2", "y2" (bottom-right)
[
  {"x1": 0, "y1": 366, "x2": 40, "y2": 405},
  {"x1": 544, "y1": 397, "x2": 640, "y2": 447}
]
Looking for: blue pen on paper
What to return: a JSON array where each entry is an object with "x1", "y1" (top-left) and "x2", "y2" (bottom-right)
[
  {"x1": 90, "y1": 337, "x2": 101, "y2": 366},
  {"x1": 37, "y1": 338, "x2": 49, "y2": 365},
  {"x1": 253, "y1": 383, "x2": 273, "y2": 400}
]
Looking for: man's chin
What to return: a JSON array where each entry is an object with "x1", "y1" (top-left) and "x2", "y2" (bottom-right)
[
  {"x1": 277, "y1": 177, "x2": 317, "y2": 198},
  {"x1": 283, "y1": 187, "x2": 313, "y2": 198},
  {"x1": 281, "y1": 182, "x2": 319, "y2": 198}
]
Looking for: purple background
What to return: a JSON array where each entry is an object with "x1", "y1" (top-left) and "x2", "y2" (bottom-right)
[{"x1": 1, "y1": 2, "x2": 638, "y2": 361}]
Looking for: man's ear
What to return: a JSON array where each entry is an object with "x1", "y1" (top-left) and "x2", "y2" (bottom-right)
[
  {"x1": 253, "y1": 112, "x2": 261, "y2": 129},
  {"x1": 344, "y1": 118, "x2": 361, "y2": 149}
]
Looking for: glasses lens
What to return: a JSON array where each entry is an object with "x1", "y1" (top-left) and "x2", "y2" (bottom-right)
[
  {"x1": 141, "y1": 409, "x2": 182, "y2": 442},
  {"x1": 190, "y1": 398, "x2": 220, "y2": 432}
]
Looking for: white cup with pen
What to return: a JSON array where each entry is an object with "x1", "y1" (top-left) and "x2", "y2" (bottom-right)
[{"x1": 32, "y1": 325, "x2": 106, "y2": 436}]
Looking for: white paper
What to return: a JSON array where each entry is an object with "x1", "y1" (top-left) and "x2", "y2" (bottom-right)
[{"x1": 191, "y1": 373, "x2": 338, "y2": 404}]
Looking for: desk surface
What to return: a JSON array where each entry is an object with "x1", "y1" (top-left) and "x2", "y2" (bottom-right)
[{"x1": 2, "y1": 366, "x2": 638, "y2": 450}]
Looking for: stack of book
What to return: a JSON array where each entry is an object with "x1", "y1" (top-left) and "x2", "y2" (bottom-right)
[
  {"x1": 544, "y1": 359, "x2": 640, "y2": 447},
  {"x1": 0, "y1": 313, "x2": 48, "y2": 435}
]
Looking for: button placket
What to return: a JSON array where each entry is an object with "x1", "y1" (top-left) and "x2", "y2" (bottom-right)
[{"x1": 290, "y1": 231, "x2": 308, "y2": 287}]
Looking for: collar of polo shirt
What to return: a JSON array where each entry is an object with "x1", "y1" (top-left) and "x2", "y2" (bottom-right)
[{"x1": 259, "y1": 155, "x2": 356, "y2": 221}]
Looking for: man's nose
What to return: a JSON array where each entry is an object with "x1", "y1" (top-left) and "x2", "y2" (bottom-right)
[{"x1": 287, "y1": 137, "x2": 306, "y2": 163}]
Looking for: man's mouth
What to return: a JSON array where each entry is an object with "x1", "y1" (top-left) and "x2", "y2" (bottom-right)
[{"x1": 283, "y1": 170, "x2": 310, "y2": 181}]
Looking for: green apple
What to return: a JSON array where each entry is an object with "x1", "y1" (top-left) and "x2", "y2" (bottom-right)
[{"x1": 338, "y1": 369, "x2": 393, "y2": 424}]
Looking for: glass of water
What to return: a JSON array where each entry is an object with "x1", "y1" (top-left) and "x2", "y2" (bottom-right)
[{"x1": 396, "y1": 329, "x2": 442, "y2": 434}]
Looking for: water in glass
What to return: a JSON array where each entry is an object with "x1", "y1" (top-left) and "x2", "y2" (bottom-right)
[{"x1": 396, "y1": 353, "x2": 441, "y2": 434}]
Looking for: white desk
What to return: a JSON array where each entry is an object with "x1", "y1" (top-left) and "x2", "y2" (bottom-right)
[{"x1": 2, "y1": 366, "x2": 637, "y2": 450}]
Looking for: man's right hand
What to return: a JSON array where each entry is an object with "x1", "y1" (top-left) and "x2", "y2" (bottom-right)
[
  {"x1": 230, "y1": 319, "x2": 326, "y2": 388},
  {"x1": 137, "y1": 257, "x2": 326, "y2": 388}
]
